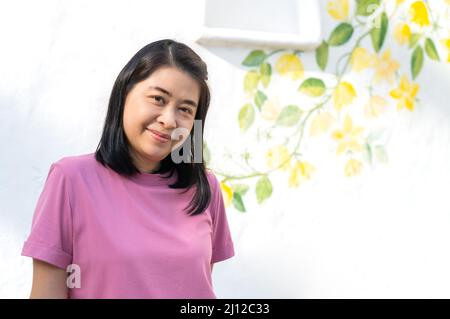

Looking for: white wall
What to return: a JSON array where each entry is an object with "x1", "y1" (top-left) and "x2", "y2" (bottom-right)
[{"x1": 1, "y1": 0, "x2": 450, "y2": 298}]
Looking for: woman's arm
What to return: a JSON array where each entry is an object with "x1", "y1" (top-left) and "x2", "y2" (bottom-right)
[{"x1": 29, "y1": 259, "x2": 69, "y2": 299}]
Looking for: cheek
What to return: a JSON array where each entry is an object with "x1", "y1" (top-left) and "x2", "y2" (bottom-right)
[
  {"x1": 180, "y1": 119, "x2": 194, "y2": 134},
  {"x1": 175, "y1": 122, "x2": 195, "y2": 145},
  {"x1": 123, "y1": 109, "x2": 138, "y2": 139},
  {"x1": 123, "y1": 102, "x2": 153, "y2": 133}
]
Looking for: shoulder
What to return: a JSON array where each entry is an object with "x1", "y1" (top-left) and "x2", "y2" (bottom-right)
[
  {"x1": 205, "y1": 169, "x2": 225, "y2": 209},
  {"x1": 51, "y1": 152, "x2": 98, "y2": 178},
  {"x1": 205, "y1": 169, "x2": 220, "y2": 191}
]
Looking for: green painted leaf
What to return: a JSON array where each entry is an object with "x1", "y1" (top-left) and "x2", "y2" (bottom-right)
[
  {"x1": 409, "y1": 33, "x2": 421, "y2": 48},
  {"x1": 298, "y1": 78, "x2": 326, "y2": 97},
  {"x1": 367, "y1": 128, "x2": 386, "y2": 143},
  {"x1": 232, "y1": 192, "x2": 246, "y2": 212},
  {"x1": 242, "y1": 50, "x2": 266, "y2": 66},
  {"x1": 232, "y1": 184, "x2": 249, "y2": 196},
  {"x1": 356, "y1": 0, "x2": 380, "y2": 16},
  {"x1": 374, "y1": 145, "x2": 388, "y2": 163},
  {"x1": 424, "y1": 38, "x2": 440, "y2": 61},
  {"x1": 203, "y1": 142, "x2": 211, "y2": 166},
  {"x1": 315, "y1": 41, "x2": 329, "y2": 71},
  {"x1": 254, "y1": 90, "x2": 267, "y2": 111},
  {"x1": 243, "y1": 70, "x2": 260, "y2": 93},
  {"x1": 276, "y1": 105, "x2": 303, "y2": 127},
  {"x1": 362, "y1": 143, "x2": 372, "y2": 165},
  {"x1": 238, "y1": 103, "x2": 255, "y2": 132},
  {"x1": 260, "y1": 62, "x2": 272, "y2": 88},
  {"x1": 411, "y1": 46, "x2": 424, "y2": 80},
  {"x1": 328, "y1": 23, "x2": 354, "y2": 46},
  {"x1": 255, "y1": 175, "x2": 272, "y2": 204},
  {"x1": 370, "y1": 12, "x2": 388, "y2": 53}
]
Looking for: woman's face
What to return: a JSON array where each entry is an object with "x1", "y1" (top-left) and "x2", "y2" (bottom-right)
[{"x1": 123, "y1": 66, "x2": 200, "y2": 173}]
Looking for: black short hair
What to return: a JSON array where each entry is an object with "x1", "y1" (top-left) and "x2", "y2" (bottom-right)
[{"x1": 95, "y1": 39, "x2": 212, "y2": 216}]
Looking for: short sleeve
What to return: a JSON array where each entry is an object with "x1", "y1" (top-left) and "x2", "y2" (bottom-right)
[
  {"x1": 21, "y1": 163, "x2": 73, "y2": 270},
  {"x1": 208, "y1": 172, "x2": 235, "y2": 264}
]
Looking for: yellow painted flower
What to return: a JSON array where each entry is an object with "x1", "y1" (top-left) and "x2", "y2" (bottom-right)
[
  {"x1": 333, "y1": 81, "x2": 357, "y2": 111},
  {"x1": 350, "y1": 47, "x2": 376, "y2": 72},
  {"x1": 220, "y1": 181, "x2": 233, "y2": 207},
  {"x1": 344, "y1": 158, "x2": 363, "y2": 177},
  {"x1": 331, "y1": 114, "x2": 364, "y2": 156},
  {"x1": 373, "y1": 49, "x2": 400, "y2": 84},
  {"x1": 409, "y1": 1, "x2": 430, "y2": 27},
  {"x1": 364, "y1": 95, "x2": 388, "y2": 118},
  {"x1": 266, "y1": 145, "x2": 291, "y2": 171},
  {"x1": 309, "y1": 111, "x2": 336, "y2": 136},
  {"x1": 260, "y1": 97, "x2": 281, "y2": 121},
  {"x1": 441, "y1": 38, "x2": 450, "y2": 62},
  {"x1": 327, "y1": 0, "x2": 349, "y2": 21},
  {"x1": 446, "y1": 39, "x2": 450, "y2": 62},
  {"x1": 394, "y1": 23, "x2": 411, "y2": 45},
  {"x1": 275, "y1": 53, "x2": 304, "y2": 80},
  {"x1": 389, "y1": 75, "x2": 419, "y2": 111},
  {"x1": 288, "y1": 160, "x2": 316, "y2": 188}
]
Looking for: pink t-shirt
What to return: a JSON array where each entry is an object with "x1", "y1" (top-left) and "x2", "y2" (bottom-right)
[{"x1": 21, "y1": 153, "x2": 235, "y2": 298}]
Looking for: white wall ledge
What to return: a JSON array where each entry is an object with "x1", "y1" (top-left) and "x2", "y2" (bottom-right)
[{"x1": 194, "y1": 0, "x2": 322, "y2": 50}]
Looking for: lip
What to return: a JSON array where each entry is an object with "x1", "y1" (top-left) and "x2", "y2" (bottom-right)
[{"x1": 147, "y1": 128, "x2": 171, "y2": 142}]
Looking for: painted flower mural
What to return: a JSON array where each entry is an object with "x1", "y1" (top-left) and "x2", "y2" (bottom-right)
[{"x1": 203, "y1": 0, "x2": 450, "y2": 212}]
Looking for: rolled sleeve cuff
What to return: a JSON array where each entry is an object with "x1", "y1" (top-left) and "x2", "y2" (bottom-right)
[{"x1": 21, "y1": 240, "x2": 72, "y2": 270}]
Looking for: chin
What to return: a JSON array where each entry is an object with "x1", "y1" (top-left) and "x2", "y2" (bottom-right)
[{"x1": 141, "y1": 147, "x2": 170, "y2": 161}]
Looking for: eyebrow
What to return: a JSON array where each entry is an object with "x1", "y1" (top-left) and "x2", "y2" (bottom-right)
[{"x1": 148, "y1": 86, "x2": 198, "y2": 108}]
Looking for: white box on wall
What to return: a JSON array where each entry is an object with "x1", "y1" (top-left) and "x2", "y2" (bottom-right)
[{"x1": 193, "y1": 0, "x2": 322, "y2": 50}]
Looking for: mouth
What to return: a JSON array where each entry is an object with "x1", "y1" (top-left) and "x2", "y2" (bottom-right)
[{"x1": 146, "y1": 128, "x2": 171, "y2": 143}]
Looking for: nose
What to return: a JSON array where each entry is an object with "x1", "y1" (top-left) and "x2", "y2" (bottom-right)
[{"x1": 157, "y1": 104, "x2": 177, "y2": 129}]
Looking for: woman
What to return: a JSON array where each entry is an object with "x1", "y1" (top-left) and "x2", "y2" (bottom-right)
[{"x1": 21, "y1": 39, "x2": 235, "y2": 298}]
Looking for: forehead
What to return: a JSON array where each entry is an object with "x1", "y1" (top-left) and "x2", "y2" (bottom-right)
[{"x1": 140, "y1": 66, "x2": 200, "y2": 101}]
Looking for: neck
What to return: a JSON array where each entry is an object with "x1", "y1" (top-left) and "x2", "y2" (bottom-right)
[{"x1": 130, "y1": 151, "x2": 161, "y2": 174}]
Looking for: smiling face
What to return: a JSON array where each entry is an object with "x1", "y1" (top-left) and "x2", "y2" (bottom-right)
[{"x1": 123, "y1": 66, "x2": 200, "y2": 173}]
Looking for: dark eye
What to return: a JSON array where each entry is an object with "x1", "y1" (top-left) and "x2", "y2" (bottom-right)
[
  {"x1": 151, "y1": 96, "x2": 165, "y2": 104},
  {"x1": 180, "y1": 107, "x2": 193, "y2": 114}
]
